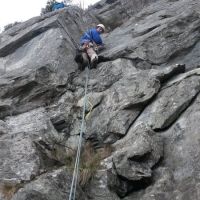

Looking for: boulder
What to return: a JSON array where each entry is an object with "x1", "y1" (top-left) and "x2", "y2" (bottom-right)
[
  {"x1": 0, "y1": 108, "x2": 61, "y2": 188},
  {"x1": 107, "y1": 124, "x2": 163, "y2": 197},
  {"x1": 123, "y1": 167, "x2": 175, "y2": 200},
  {"x1": 85, "y1": 66, "x2": 161, "y2": 145},
  {"x1": 11, "y1": 168, "x2": 87, "y2": 200},
  {"x1": 123, "y1": 90, "x2": 200, "y2": 199},
  {"x1": 134, "y1": 68, "x2": 200, "y2": 130},
  {"x1": 0, "y1": 7, "x2": 98, "y2": 118},
  {"x1": 85, "y1": 156, "x2": 120, "y2": 200}
]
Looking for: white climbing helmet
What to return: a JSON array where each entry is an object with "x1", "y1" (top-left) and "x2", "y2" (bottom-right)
[{"x1": 97, "y1": 24, "x2": 105, "y2": 32}]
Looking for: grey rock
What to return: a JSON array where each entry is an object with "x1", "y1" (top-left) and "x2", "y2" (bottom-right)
[
  {"x1": 0, "y1": 131, "x2": 40, "y2": 183},
  {"x1": 72, "y1": 62, "x2": 185, "y2": 148},
  {"x1": 85, "y1": 156, "x2": 120, "y2": 200},
  {"x1": 114, "y1": 124, "x2": 162, "y2": 176},
  {"x1": 0, "y1": 108, "x2": 60, "y2": 186},
  {"x1": 85, "y1": 65, "x2": 161, "y2": 145},
  {"x1": 100, "y1": 0, "x2": 200, "y2": 70},
  {"x1": 71, "y1": 59, "x2": 139, "y2": 146},
  {"x1": 162, "y1": 93, "x2": 200, "y2": 182},
  {"x1": 0, "y1": 7, "x2": 98, "y2": 118},
  {"x1": 73, "y1": 58, "x2": 138, "y2": 93},
  {"x1": 134, "y1": 68, "x2": 200, "y2": 130},
  {"x1": 11, "y1": 168, "x2": 87, "y2": 200},
  {"x1": 0, "y1": 15, "x2": 59, "y2": 58},
  {"x1": 90, "y1": 0, "x2": 159, "y2": 30},
  {"x1": 0, "y1": 7, "x2": 94, "y2": 58},
  {"x1": 123, "y1": 89, "x2": 200, "y2": 199},
  {"x1": 75, "y1": 62, "x2": 185, "y2": 148},
  {"x1": 0, "y1": 64, "x2": 69, "y2": 118},
  {"x1": 149, "y1": 63, "x2": 185, "y2": 83},
  {"x1": 0, "y1": 120, "x2": 8, "y2": 136},
  {"x1": 0, "y1": 194, "x2": 4, "y2": 200},
  {"x1": 107, "y1": 124, "x2": 163, "y2": 197},
  {"x1": 123, "y1": 167, "x2": 175, "y2": 200},
  {"x1": 48, "y1": 91, "x2": 75, "y2": 134},
  {"x1": 110, "y1": 72, "x2": 160, "y2": 110},
  {"x1": 164, "y1": 67, "x2": 200, "y2": 86},
  {"x1": 107, "y1": 167, "x2": 133, "y2": 198},
  {"x1": 77, "y1": 92, "x2": 104, "y2": 113}
]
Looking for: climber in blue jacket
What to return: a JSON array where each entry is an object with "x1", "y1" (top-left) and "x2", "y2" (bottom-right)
[
  {"x1": 76, "y1": 24, "x2": 106, "y2": 70},
  {"x1": 80, "y1": 26, "x2": 104, "y2": 46}
]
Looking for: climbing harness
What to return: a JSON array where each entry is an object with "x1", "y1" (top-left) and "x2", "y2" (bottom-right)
[{"x1": 68, "y1": 65, "x2": 90, "y2": 200}]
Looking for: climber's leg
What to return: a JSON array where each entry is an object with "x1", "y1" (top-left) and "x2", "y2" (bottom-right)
[{"x1": 86, "y1": 47, "x2": 98, "y2": 68}]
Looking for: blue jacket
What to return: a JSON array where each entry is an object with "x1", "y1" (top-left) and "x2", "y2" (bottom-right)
[
  {"x1": 52, "y1": 2, "x2": 65, "y2": 11},
  {"x1": 80, "y1": 28, "x2": 103, "y2": 46}
]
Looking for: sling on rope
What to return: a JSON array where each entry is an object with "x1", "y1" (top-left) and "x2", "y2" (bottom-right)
[{"x1": 68, "y1": 65, "x2": 90, "y2": 200}]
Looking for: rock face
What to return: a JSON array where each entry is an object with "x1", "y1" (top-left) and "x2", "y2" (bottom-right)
[
  {"x1": 89, "y1": 0, "x2": 159, "y2": 29},
  {"x1": 12, "y1": 168, "x2": 87, "y2": 200},
  {"x1": 0, "y1": 108, "x2": 60, "y2": 185},
  {"x1": 101, "y1": 0, "x2": 200, "y2": 69},
  {"x1": 108, "y1": 124, "x2": 163, "y2": 197},
  {"x1": 135, "y1": 68, "x2": 200, "y2": 130},
  {"x1": 82, "y1": 61, "x2": 161, "y2": 145},
  {"x1": 1, "y1": 0, "x2": 200, "y2": 199}
]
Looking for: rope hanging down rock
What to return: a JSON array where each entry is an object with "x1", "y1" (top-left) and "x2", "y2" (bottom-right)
[
  {"x1": 56, "y1": 16, "x2": 91, "y2": 199},
  {"x1": 68, "y1": 65, "x2": 90, "y2": 200}
]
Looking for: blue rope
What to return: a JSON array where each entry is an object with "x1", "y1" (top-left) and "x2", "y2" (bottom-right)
[{"x1": 69, "y1": 66, "x2": 90, "y2": 200}]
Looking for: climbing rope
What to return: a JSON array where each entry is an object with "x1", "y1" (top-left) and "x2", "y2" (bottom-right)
[
  {"x1": 68, "y1": 65, "x2": 90, "y2": 200},
  {"x1": 56, "y1": 15, "x2": 92, "y2": 199}
]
